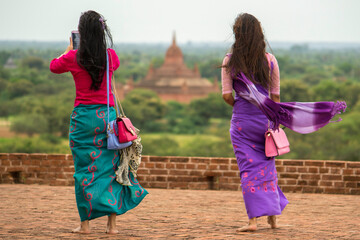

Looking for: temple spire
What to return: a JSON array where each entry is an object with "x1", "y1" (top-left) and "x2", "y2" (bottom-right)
[{"x1": 172, "y1": 31, "x2": 176, "y2": 46}]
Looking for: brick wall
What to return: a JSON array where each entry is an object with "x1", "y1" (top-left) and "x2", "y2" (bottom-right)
[{"x1": 1, "y1": 153, "x2": 359, "y2": 195}]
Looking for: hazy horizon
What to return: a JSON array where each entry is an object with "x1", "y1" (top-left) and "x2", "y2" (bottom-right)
[{"x1": 1, "y1": 0, "x2": 359, "y2": 44}]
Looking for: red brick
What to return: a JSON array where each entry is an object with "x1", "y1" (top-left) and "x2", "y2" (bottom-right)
[
  {"x1": 286, "y1": 179, "x2": 297, "y2": 185},
  {"x1": 285, "y1": 166, "x2": 297, "y2": 172},
  {"x1": 190, "y1": 157, "x2": 210, "y2": 164},
  {"x1": 155, "y1": 163, "x2": 165, "y2": 168},
  {"x1": 319, "y1": 181, "x2": 333, "y2": 187},
  {"x1": 228, "y1": 178, "x2": 240, "y2": 184},
  {"x1": 325, "y1": 161, "x2": 345, "y2": 168},
  {"x1": 165, "y1": 163, "x2": 175, "y2": 169},
  {"x1": 151, "y1": 169, "x2": 169, "y2": 175},
  {"x1": 304, "y1": 160, "x2": 324, "y2": 167},
  {"x1": 301, "y1": 174, "x2": 321, "y2": 180},
  {"x1": 169, "y1": 170, "x2": 188, "y2": 176},
  {"x1": 308, "y1": 167, "x2": 319, "y2": 173},
  {"x1": 145, "y1": 162, "x2": 155, "y2": 168},
  {"x1": 297, "y1": 167, "x2": 308, "y2": 173},
  {"x1": 149, "y1": 156, "x2": 169, "y2": 162},
  {"x1": 319, "y1": 168, "x2": 329, "y2": 173},
  {"x1": 297, "y1": 180, "x2": 307, "y2": 186},
  {"x1": 63, "y1": 167, "x2": 74, "y2": 173},
  {"x1": 334, "y1": 182, "x2": 345, "y2": 188},
  {"x1": 66, "y1": 154, "x2": 73, "y2": 161},
  {"x1": 283, "y1": 160, "x2": 304, "y2": 166},
  {"x1": 189, "y1": 171, "x2": 205, "y2": 176},
  {"x1": 0, "y1": 154, "x2": 9, "y2": 160},
  {"x1": 9, "y1": 153, "x2": 28, "y2": 160},
  {"x1": 197, "y1": 164, "x2": 207, "y2": 170},
  {"x1": 175, "y1": 163, "x2": 186, "y2": 169},
  {"x1": 140, "y1": 155, "x2": 149, "y2": 162},
  {"x1": 350, "y1": 189, "x2": 360, "y2": 195},
  {"x1": 223, "y1": 172, "x2": 238, "y2": 177},
  {"x1": 275, "y1": 159, "x2": 283, "y2": 166},
  {"x1": 345, "y1": 182, "x2": 357, "y2": 188},
  {"x1": 308, "y1": 180, "x2": 319, "y2": 186},
  {"x1": 211, "y1": 158, "x2": 229, "y2": 164},
  {"x1": 1, "y1": 160, "x2": 11, "y2": 166},
  {"x1": 219, "y1": 165, "x2": 229, "y2": 170},
  {"x1": 275, "y1": 166, "x2": 285, "y2": 172},
  {"x1": 322, "y1": 175, "x2": 342, "y2": 181},
  {"x1": 277, "y1": 179, "x2": 286, "y2": 185},
  {"x1": 204, "y1": 171, "x2": 223, "y2": 177},
  {"x1": 185, "y1": 164, "x2": 196, "y2": 169},
  {"x1": 155, "y1": 176, "x2": 167, "y2": 182},
  {"x1": 7, "y1": 166, "x2": 24, "y2": 172},
  {"x1": 169, "y1": 157, "x2": 189, "y2": 163},
  {"x1": 48, "y1": 154, "x2": 66, "y2": 161},
  {"x1": 342, "y1": 169, "x2": 354, "y2": 175},
  {"x1": 230, "y1": 165, "x2": 238, "y2": 171},
  {"x1": 343, "y1": 176, "x2": 360, "y2": 181},
  {"x1": 280, "y1": 173, "x2": 300, "y2": 179},
  {"x1": 137, "y1": 169, "x2": 149, "y2": 175},
  {"x1": 324, "y1": 188, "x2": 346, "y2": 194},
  {"x1": 29, "y1": 154, "x2": 47, "y2": 160},
  {"x1": 230, "y1": 159, "x2": 237, "y2": 164},
  {"x1": 347, "y1": 162, "x2": 360, "y2": 168},
  {"x1": 330, "y1": 168, "x2": 341, "y2": 174},
  {"x1": 218, "y1": 178, "x2": 229, "y2": 183},
  {"x1": 209, "y1": 165, "x2": 218, "y2": 170}
]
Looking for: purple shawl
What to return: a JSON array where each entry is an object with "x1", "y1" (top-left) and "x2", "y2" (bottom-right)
[{"x1": 233, "y1": 72, "x2": 347, "y2": 134}]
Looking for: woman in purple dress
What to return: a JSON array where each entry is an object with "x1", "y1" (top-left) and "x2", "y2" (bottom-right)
[{"x1": 221, "y1": 13, "x2": 288, "y2": 232}]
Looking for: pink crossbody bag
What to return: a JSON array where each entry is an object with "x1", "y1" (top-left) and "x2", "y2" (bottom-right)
[{"x1": 265, "y1": 128, "x2": 290, "y2": 157}]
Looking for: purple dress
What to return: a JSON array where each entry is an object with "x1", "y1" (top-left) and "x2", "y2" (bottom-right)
[{"x1": 230, "y1": 80, "x2": 288, "y2": 219}]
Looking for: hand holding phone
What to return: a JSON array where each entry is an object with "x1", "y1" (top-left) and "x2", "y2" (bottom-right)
[{"x1": 71, "y1": 30, "x2": 80, "y2": 50}]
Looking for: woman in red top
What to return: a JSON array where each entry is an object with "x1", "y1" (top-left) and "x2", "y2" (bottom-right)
[{"x1": 50, "y1": 11, "x2": 148, "y2": 234}]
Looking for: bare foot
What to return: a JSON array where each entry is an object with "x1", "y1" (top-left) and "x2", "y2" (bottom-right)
[
  {"x1": 267, "y1": 216, "x2": 278, "y2": 229},
  {"x1": 72, "y1": 226, "x2": 90, "y2": 234},
  {"x1": 106, "y1": 229, "x2": 119, "y2": 234},
  {"x1": 106, "y1": 213, "x2": 118, "y2": 234},
  {"x1": 237, "y1": 224, "x2": 257, "y2": 232}
]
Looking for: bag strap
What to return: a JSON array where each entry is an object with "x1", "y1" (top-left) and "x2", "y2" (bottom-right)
[
  {"x1": 107, "y1": 50, "x2": 126, "y2": 118},
  {"x1": 267, "y1": 61, "x2": 274, "y2": 129}
]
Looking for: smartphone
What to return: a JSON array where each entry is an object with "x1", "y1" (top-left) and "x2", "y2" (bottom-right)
[{"x1": 71, "y1": 30, "x2": 80, "y2": 50}]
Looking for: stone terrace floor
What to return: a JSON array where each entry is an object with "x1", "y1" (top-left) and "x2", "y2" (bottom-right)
[{"x1": 0, "y1": 184, "x2": 359, "y2": 240}]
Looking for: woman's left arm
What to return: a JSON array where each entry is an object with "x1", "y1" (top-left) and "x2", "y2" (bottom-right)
[
  {"x1": 50, "y1": 38, "x2": 73, "y2": 74},
  {"x1": 221, "y1": 56, "x2": 234, "y2": 106}
]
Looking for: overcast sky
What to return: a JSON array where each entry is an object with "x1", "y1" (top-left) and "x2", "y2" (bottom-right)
[{"x1": 0, "y1": 0, "x2": 359, "y2": 44}]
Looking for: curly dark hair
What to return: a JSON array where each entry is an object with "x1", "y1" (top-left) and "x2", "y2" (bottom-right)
[
  {"x1": 76, "y1": 10, "x2": 113, "y2": 91},
  {"x1": 224, "y1": 13, "x2": 270, "y2": 89}
]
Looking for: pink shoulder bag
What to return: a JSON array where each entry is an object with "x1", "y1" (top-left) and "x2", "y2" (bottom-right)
[{"x1": 265, "y1": 128, "x2": 290, "y2": 157}]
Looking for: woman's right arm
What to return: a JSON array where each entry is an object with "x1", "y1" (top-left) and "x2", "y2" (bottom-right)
[{"x1": 221, "y1": 56, "x2": 235, "y2": 107}]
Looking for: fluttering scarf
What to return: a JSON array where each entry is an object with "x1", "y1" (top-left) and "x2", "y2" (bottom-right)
[{"x1": 233, "y1": 72, "x2": 347, "y2": 134}]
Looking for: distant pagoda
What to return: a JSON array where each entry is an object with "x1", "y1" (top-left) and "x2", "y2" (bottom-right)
[{"x1": 119, "y1": 33, "x2": 219, "y2": 103}]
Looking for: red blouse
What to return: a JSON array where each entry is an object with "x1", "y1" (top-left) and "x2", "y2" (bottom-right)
[{"x1": 50, "y1": 49, "x2": 120, "y2": 107}]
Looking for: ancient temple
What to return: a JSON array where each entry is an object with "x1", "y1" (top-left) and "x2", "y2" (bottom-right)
[{"x1": 119, "y1": 33, "x2": 219, "y2": 103}]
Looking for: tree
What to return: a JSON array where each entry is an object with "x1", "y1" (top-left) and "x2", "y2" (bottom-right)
[{"x1": 122, "y1": 89, "x2": 167, "y2": 131}]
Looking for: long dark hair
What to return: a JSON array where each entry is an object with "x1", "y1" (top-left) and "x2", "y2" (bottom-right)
[
  {"x1": 224, "y1": 13, "x2": 270, "y2": 89},
  {"x1": 77, "y1": 10, "x2": 113, "y2": 91}
]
